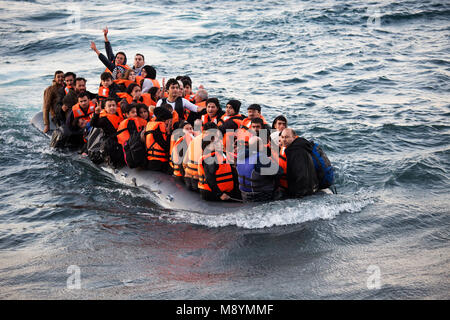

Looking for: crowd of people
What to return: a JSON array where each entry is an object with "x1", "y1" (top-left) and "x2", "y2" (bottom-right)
[{"x1": 42, "y1": 28, "x2": 334, "y2": 203}]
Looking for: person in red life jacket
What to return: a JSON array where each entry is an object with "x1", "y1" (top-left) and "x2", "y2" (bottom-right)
[
  {"x1": 197, "y1": 128, "x2": 241, "y2": 202},
  {"x1": 74, "y1": 77, "x2": 97, "y2": 101},
  {"x1": 137, "y1": 65, "x2": 160, "y2": 93},
  {"x1": 118, "y1": 83, "x2": 153, "y2": 112},
  {"x1": 181, "y1": 76, "x2": 195, "y2": 102},
  {"x1": 116, "y1": 104, "x2": 147, "y2": 146},
  {"x1": 137, "y1": 104, "x2": 152, "y2": 122},
  {"x1": 280, "y1": 128, "x2": 319, "y2": 197},
  {"x1": 218, "y1": 99, "x2": 244, "y2": 131},
  {"x1": 90, "y1": 98, "x2": 124, "y2": 138},
  {"x1": 156, "y1": 78, "x2": 206, "y2": 124},
  {"x1": 133, "y1": 53, "x2": 145, "y2": 76},
  {"x1": 98, "y1": 72, "x2": 120, "y2": 102},
  {"x1": 270, "y1": 115, "x2": 288, "y2": 147},
  {"x1": 116, "y1": 69, "x2": 136, "y2": 92},
  {"x1": 43, "y1": 70, "x2": 64, "y2": 132},
  {"x1": 148, "y1": 86, "x2": 161, "y2": 106},
  {"x1": 200, "y1": 98, "x2": 224, "y2": 127},
  {"x1": 90, "y1": 27, "x2": 129, "y2": 80},
  {"x1": 236, "y1": 104, "x2": 270, "y2": 150},
  {"x1": 66, "y1": 92, "x2": 96, "y2": 132},
  {"x1": 170, "y1": 121, "x2": 196, "y2": 182},
  {"x1": 144, "y1": 107, "x2": 173, "y2": 173}
]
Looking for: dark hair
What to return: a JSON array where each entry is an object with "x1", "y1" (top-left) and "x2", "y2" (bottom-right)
[
  {"x1": 75, "y1": 77, "x2": 86, "y2": 84},
  {"x1": 182, "y1": 75, "x2": 192, "y2": 84},
  {"x1": 64, "y1": 72, "x2": 76, "y2": 79},
  {"x1": 201, "y1": 127, "x2": 219, "y2": 151},
  {"x1": 135, "y1": 53, "x2": 144, "y2": 60},
  {"x1": 124, "y1": 103, "x2": 137, "y2": 114},
  {"x1": 54, "y1": 70, "x2": 64, "y2": 78},
  {"x1": 206, "y1": 98, "x2": 220, "y2": 109},
  {"x1": 203, "y1": 121, "x2": 218, "y2": 131},
  {"x1": 149, "y1": 86, "x2": 159, "y2": 101},
  {"x1": 251, "y1": 117, "x2": 264, "y2": 126},
  {"x1": 272, "y1": 115, "x2": 287, "y2": 129},
  {"x1": 136, "y1": 104, "x2": 149, "y2": 120},
  {"x1": 142, "y1": 65, "x2": 156, "y2": 79},
  {"x1": 126, "y1": 83, "x2": 140, "y2": 95},
  {"x1": 247, "y1": 104, "x2": 261, "y2": 112},
  {"x1": 160, "y1": 103, "x2": 173, "y2": 112},
  {"x1": 115, "y1": 51, "x2": 127, "y2": 64},
  {"x1": 104, "y1": 97, "x2": 117, "y2": 104},
  {"x1": 181, "y1": 78, "x2": 192, "y2": 88},
  {"x1": 77, "y1": 91, "x2": 89, "y2": 99},
  {"x1": 175, "y1": 75, "x2": 184, "y2": 81},
  {"x1": 165, "y1": 78, "x2": 179, "y2": 91},
  {"x1": 100, "y1": 72, "x2": 113, "y2": 81}
]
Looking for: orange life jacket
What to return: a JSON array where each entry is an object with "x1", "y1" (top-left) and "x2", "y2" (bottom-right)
[
  {"x1": 198, "y1": 151, "x2": 234, "y2": 193},
  {"x1": 72, "y1": 102, "x2": 96, "y2": 121},
  {"x1": 196, "y1": 100, "x2": 206, "y2": 108},
  {"x1": 135, "y1": 76, "x2": 160, "y2": 89},
  {"x1": 219, "y1": 114, "x2": 244, "y2": 128},
  {"x1": 145, "y1": 121, "x2": 169, "y2": 162},
  {"x1": 99, "y1": 110, "x2": 123, "y2": 130},
  {"x1": 64, "y1": 86, "x2": 73, "y2": 95},
  {"x1": 117, "y1": 117, "x2": 147, "y2": 146},
  {"x1": 201, "y1": 113, "x2": 220, "y2": 125},
  {"x1": 104, "y1": 64, "x2": 129, "y2": 74},
  {"x1": 278, "y1": 147, "x2": 288, "y2": 189},
  {"x1": 171, "y1": 133, "x2": 194, "y2": 177},
  {"x1": 98, "y1": 86, "x2": 110, "y2": 100},
  {"x1": 183, "y1": 133, "x2": 205, "y2": 180},
  {"x1": 114, "y1": 79, "x2": 135, "y2": 90},
  {"x1": 117, "y1": 92, "x2": 153, "y2": 107}
]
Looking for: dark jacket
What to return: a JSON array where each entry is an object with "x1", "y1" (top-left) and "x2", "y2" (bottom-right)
[{"x1": 285, "y1": 137, "x2": 319, "y2": 197}]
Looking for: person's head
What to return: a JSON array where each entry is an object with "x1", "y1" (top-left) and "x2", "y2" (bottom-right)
[
  {"x1": 181, "y1": 77, "x2": 192, "y2": 95},
  {"x1": 225, "y1": 99, "x2": 241, "y2": 116},
  {"x1": 154, "y1": 106, "x2": 173, "y2": 129},
  {"x1": 134, "y1": 53, "x2": 145, "y2": 68},
  {"x1": 74, "y1": 117, "x2": 88, "y2": 129},
  {"x1": 206, "y1": 98, "x2": 220, "y2": 117},
  {"x1": 54, "y1": 70, "x2": 64, "y2": 85},
  {"x1": 127, "y1": 83, "x2": 142, "y2": 100},
  {"x1": 272, "y1": 115, "x2": 287, "y2": 132},
  {"x1": 250, "y1": 117, "x2": 264, "y2": 133},
  {"x1": 124, "y1": 104, "x2": 137, "y2": 118},
  {"x1": 141, "y1": 65, "x2": 156, "y2": 79},
  {"x1": 280, "y1": 128, "x2": 296, "y2": 148},
  {"x1": 177, "y1": 80, "x2": 185, "y2": 97},
  {"x1": 77, "y1": 92, "x2": 90, "y2": 109},
  {"x1": 180, "y1": 121, "x2": 194, "y2": 135},
  {"x1": 64, "y1": 72, "x2": 76, "y2": 87},
  {"x1": 166, "y1": 78, "x2": 180, "y2": 97},
  {"x1": 104, "y1": 98, "x2": 117, "y2": 115},
  {"x1": 247, "y1": 104, "x2": 261, "y2": 120},
  {"x1": 136, "y1": 103, "x2": 149, "y2": 121},
  {"x1": 201, "y1": 125, "x2": 220, "y2": 151},
  {"x1": 115, "y1": 66, "x2": 126, "y2": 80},
  {"x1": 100, "y1": 72, "x2": 113, "y2": 88},
  {"x1": 123, "y1": 69, "x2": 136, "y2": 81},
  {"x1": 75, "y1": 77, "x2": 86, "y2": 93},
  {"x1": 249, "y1": 136, "x2": 263, "y2": 152},
  {"x1": 149, "y1": 86, "x2": 161, "y2": 102},
  {"x1": 115, "y1": 52, "x2": 127, "y2": 66},
  {"x1": 195, "y1": 88, "x2": 208, "y2": 103}
]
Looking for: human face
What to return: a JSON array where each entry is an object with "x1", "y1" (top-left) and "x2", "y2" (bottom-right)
[
  {"x1": 115, "y1": 53, "x2": 125, "y2": 66},
  {"x1": 78, "y1": 96, "x2": 89, "y2": 109},
  {"x1": 65, "y1": 76, "x2": 75, "y2": 87},
  {"x1": 184, "y1": 84, "x2": 192, "y2": 96},
  {"x1": 131, "y1": 86, "x2": 142, "y2": 100},
  {"x1": 250, "y1": 123, "x2": 262, "y2": 132},
  {"x1": 183, "y1": 124, "x2": 193, "y2": 135},
  {"x1": 134, "y1": 55, "x2": 144, "y2": 68},
  {"x1": 104, "y1": 101, "x2": 117, "y2": 114},
  {"x1": 77, "y1": 118, "x2": 88, "y2": 129},
  {"x1": 126, "y1": 108, "x2": 137, "y2": 118},
  {"x1": 178, "y1": 82, "x2": 184, "y2": 97},
  {"x1": 101, "y1": 78, "x2": 113, "y2": 88},
  {"x1": 75, "y1": 80, "x2": 86, "y2": 92},
  {"x1": 206, "y1": 102, "x2": 218, "y2": 117},
  {"x1": 247, "y1": 109, "x2": 260, "y2": 120},
  {"x1": 55, "y1": 73, "x2": 64, "y2": 85},
  {"x1": 274, "y1": 120, "x2": 286, "y2": 132},
  {"x1": 168, "y1": 83, "x2": 179, "y2": 98},
  {"x1": 138, "y1": 107, "x2": 149, "y2": 120},
  {"x1": 225, "y1": 104, "x2": 236, "y2": 116},
  {"x1": 128, "y1": 71, "x2": 136, "y2": 81},
  {"x1": 280, "y1": 129, "x2": 295, "y2": 147},
  {"x1": 141, "y1": 68, "x2": 147, "y2": 78}
]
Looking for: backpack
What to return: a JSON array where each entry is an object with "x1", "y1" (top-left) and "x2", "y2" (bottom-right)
[
  {"x1": 104, "y1": 136, "x2": 125, "y2": 168},
  {"x1": 87, "y1": 128, "x2": 106, "y2": 164},
  {"x1": 123, "y1": 120, "x2": 147, "y2": 168},
  {"x1": 309, "y1": 141, "x2": 334, "y2": 189}
]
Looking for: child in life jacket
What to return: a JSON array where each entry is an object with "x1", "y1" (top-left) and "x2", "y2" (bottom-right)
[
  {"x1": 98, "y1": 72, "x2": 120, "y2": 102},
  {"x1": 117, "y1": 104, "x2": 147, "y2": 146},
  {"x1": 90, "y1": 98, "x2": 124, "y2": 138}
]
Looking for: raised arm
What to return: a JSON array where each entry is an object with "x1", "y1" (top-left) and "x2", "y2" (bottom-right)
[{"x1": 91, "y1": 41, "x2": 115, "y2": 72}]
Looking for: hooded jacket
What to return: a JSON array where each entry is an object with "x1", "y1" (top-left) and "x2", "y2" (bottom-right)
[{"x1": 285, "y1": 137, "x2": 319, "y2": 197}]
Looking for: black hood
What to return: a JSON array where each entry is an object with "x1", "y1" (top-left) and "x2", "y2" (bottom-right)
[{"x1": 286, "y1": 137, "x2": 313, "y2": 153}]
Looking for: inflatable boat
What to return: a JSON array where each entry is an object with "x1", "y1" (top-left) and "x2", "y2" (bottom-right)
[{"x1": 31, "y1": 112, "x2": 332, "y2": 215}]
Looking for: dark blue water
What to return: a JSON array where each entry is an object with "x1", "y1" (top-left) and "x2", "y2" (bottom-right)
[{"x1": 0, "y1": 0, "x2": 449, "y2": 299}]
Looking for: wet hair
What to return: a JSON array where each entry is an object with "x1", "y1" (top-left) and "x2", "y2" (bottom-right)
[
  {"x1": 64, "y1": 72, "x2": 76, "y2": 79},
  {"x1": 251, "y1": 117, "x2": 264, "y2": 126},
  {"x1": 149, "y1": 86, "x2": 159, "y2": 101},
  {"x1": 247, "y1": 104, "x2": 261, "y2": 112},
  {"x1": 126, "y1": 83, "x2": 140, "y2": 95},
  {"x1": 75, "y1": 77, "x2": 86, "y2": 84},
  {"x1": 77, "y1": 91, "x2": 89, "y2": 99},
  {"x1": 165, "y1": 78, "x2": 179, "y2": 91},
  {"x1": 142, "y1": 65, "x2": 156, "y2": 79},
  {"x1": 100, "y1": 72, "x2": 113, "y2": 81},
  {"x1": 272, "y1": 115, "x2": 287, "y2": 129},
  {"x1": 206, "y1": 98, "x2": 220, "y2": 109}
]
